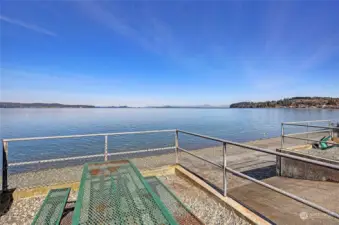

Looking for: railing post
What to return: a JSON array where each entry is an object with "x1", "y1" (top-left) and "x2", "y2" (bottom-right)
[
  {"x1": 306, "y1": 122, "x2": 309, "y2": 144},
  {"x1": 175, "y1": 130, "x2": 179, "y2": 164},
  {"x1": 281, "y1": 123, "x2": 284, "y2": 149},
  {"x1": 104, "y1": 135, "x2": 108, "y2": 161},
  {"x1": 2, "y1": 140, "x2": 8, "y2": 192},
  {"x1": 329, "y1": 121, "x2": 333, "y2": 137},
  {"x1": 276, "y1": 148, "x2": 281, "y2": 176},
  {"x1": 223, "y1": 142, "x2": 227, "y2": 197}
]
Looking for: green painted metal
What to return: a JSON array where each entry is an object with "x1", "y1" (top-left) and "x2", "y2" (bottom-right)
[
  {"x1": 129, "y1": 161, "x2": 179, "y2": 225},
  {"x1": 146, "y1": 176, "x2": 204, "y2": 225},
  {"x1": 71, "y1": 163, "x2": 88, "y2": 225},
  {"x1": 320, "y1": 136, "x2": 335, "y2": 150},
  {"x1": 71, "y1": 160, "x2": 178, "y2": 225},
  {"x1": 31, "y1": 188, "x2": 70, "y2": 225}
]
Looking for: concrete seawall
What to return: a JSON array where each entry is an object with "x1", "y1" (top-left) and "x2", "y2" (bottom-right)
[{"x1": 277, "y1": 148, "x2": 339, "y2": 182}]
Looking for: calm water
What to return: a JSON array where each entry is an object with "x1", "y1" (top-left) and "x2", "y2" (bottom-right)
[{"x1": 1, "y1": 108, "x2": 338, "y2": 173}]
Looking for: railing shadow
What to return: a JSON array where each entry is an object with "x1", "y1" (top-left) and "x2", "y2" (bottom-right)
[
  {"x1": 179, "y1": 164, "x2": 224, "y2": 195},
  {"x1": 178, "y1": 164, "x2": 276, "y2": 224},
  {"x1": 242, "y1": 165, "x2": 277, "y2": 180},
  {"x1": 0, "y1": 188, "x2": 15, "y2": 216}
]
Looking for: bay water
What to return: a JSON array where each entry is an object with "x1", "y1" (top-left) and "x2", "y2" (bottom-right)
[{"x1": 1, "y1": 108, "x2": 338, "y2": 173}]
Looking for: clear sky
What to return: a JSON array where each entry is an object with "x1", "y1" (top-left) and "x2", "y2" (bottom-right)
[{"x1": 0, "y1": 1, "x2": 338, "y2": 106}]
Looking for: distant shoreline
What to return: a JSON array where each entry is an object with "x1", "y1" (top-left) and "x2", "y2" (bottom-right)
[
  {"x1": 0, "y1": 102, "x2": 229, "y2": 109},
  {"x1": 1, "y1": 107, "x2": 338, "y2": 110},
  {"x1": 0, "y1": 106, "x2": 231, "y2": 109},
  {"x1": 1, "y1": 96, "x2": 339, "y2": 109},
  {"x1": 230, "y1": 97, "x2": 339, "y2": 109}
]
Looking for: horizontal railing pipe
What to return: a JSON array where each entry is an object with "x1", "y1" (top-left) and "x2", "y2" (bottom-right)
[
  {"x1": 177, "y1": 146, "x2": 339, "y2": 220},
  {"x1": 178, "y1": 147, "x2": 222, "y2": 168},
  {"x1": 3, "y1": 127, "x2": 339, "y2": 220},
  {"x1": 8, "y1": 153, "x2": 105, "y2": 166},
  {"x1": 283, "y1": 135, "x2": 337, "y2": 145},
  {"x1": 8, "y1": 146, "x2": 175, "y2": 167},
  {"x1": 284, "y1": 129, "x2": 332, "y2": 137},
  {"x1": 2, "y1": 129, "x2": 177, "y2": 191},
  {"x1": 225, "y1": 166, "x2": 339, "y2": 220},
  {"x1": 178, "y1": 130, "x2": 339, "y2": 170},
  {"x1": 3, "y1": 129, "x2": 176, "y2": 142},
  {"x1": 282, "y1": 120, "x2": 331, "y2": 125},
  {"x1": 282, "y1": 124, "x2": 338, "y2": 130},
  {"x1": 107, "y1": 146, "x2": 175, "y2": 156},
  {"x1": 178, "y1": 130, "x2": 228, "y2": 143}
]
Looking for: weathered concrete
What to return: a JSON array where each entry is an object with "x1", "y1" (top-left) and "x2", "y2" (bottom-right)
[
  {"x1": 228, "y1": 176, "x2": 339, "y2": 225},
  {"x1": 276, "y1": 149, "x2": 339, "y2": 182},
  {"x1": 160, "y1": 172, "x2": 250, "y2": 225},
  {"x1": 175, "y1": 166, "x2": 270, "y2": 225}
]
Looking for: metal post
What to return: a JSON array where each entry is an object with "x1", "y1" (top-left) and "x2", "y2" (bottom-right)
[
  {"x1": 281, "y1": 123, "x2": 284, "y2": 149},
  {"x1": 2, "y1": 141, "x2": 8, "y2": 192},
  {"x1": 223, "y1": 142, "x2": 227, "y2": 196},
  {"x1": 329, "y1": 121, "x2": 333, "y2": 137},
  {"x1": 175, "y1": 130, "x2": 179, "y2": 164},
  {"x1": 104, "y1": 136, "x2": 108, "y2": 161},
  {"x1": 276, "y1": 148, "x2": 281, "y2": 176},
  {"x1": 306, "y1": 122, "x2": 309, "y2": 144}
]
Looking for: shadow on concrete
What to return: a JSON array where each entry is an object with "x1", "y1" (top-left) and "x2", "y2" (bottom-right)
[
  {"x1": 228, "y1": 192, "x2": 277, "y2": 225},
  {"x1": 60, "y1": 201, "x2": 75, "y2": 225},
  {"x1": 0, "y1": 189, "x2": 15, "y2": 217},
  {"x1": 242, "y1": 165, "x2": 277, "y2": 180},
  {"x1": 179, "y1": 165, "x2": 224, "y2": 194},
  {"x1": 178, "y1": 165, "x2": 276, "y2": 224}
]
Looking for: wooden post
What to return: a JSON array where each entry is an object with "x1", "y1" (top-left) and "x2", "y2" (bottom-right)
[{"x1": 2, "y1": 141, "x2": 8, "y2": 192}]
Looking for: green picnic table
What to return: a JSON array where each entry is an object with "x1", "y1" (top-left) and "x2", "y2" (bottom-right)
[{"x1": 71, "y1": 160, "x2": 179, "y2": 225}]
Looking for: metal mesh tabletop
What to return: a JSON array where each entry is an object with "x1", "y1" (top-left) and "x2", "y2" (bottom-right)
[
  {"x1": 146, "y1": 177, "x2": 203, "y2": 225},
  {"x1": 72, "y1": 160, "x2": 178, "y2": 225}
]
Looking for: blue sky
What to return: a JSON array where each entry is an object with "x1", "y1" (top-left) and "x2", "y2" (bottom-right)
[{"x1": 0, "y1": 1, "x2": 338, "y2": 106}]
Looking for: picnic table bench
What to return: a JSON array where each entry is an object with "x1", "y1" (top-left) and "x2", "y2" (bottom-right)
[
  {"x1": 32, "y1": 188, "x2": 70, "y2": 225},
  {"x1": 32, "y1": 160, "x2": 201, "y2": 225},
  {"x1": 71, "y1": 160, "x2": 178, "y2": 225}
]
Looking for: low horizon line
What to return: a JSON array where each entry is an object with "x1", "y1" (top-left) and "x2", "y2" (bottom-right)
[{"x1": 0, "y1": 101, "x2": 230, "y2": 108}]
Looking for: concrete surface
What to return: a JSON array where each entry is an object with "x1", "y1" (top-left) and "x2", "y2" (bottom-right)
[
  {"x1": 277, "y1": 149, "x2": 339, "y2": 182},
  {"x1": 228, "y1": 176, "x2": 339, "y2": 225}
]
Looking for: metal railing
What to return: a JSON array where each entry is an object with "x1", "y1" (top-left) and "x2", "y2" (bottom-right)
[
  {"x1": 2, "y1": 129, "x2": 176, "y2": 191},
  {"x1": 2, "y1": 128, "x2": 339, "y2": 220},
  {"x1": 281, "y1": 120, "x2": 339, "y2": 149},
  {"x1": 176, "y1": 129, "x2": 339, "y2": 220}
]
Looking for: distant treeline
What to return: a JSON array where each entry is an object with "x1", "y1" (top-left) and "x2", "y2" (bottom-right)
[
  {"x1": 230, "y1": 97, "x2": 339, "y2": 109},
  {"x1": 97, "y1": 106, "x2": 130, "y2": 108},
  {"x1": 146, "y1": 105, "x2": 229, "y2": 109},
  {"x1": 0, "y1": 102, "x2": 95, "y2": 108}
]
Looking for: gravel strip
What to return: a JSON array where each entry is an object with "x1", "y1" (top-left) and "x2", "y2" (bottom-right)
[
  {"x1": 5, "y1": 136, "x2": 283, "y2": 190},
  {"x1": 0, "y1": 190, "x2": 77, "y2": 225},
  {"x1": 160, "y1": 175, "x2": 249, "y2": 225}
]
